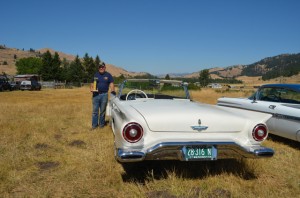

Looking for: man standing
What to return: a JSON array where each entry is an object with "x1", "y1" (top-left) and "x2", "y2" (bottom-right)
[{"x1": 90, "y1": 62, "x2": 115, "y2": 130}]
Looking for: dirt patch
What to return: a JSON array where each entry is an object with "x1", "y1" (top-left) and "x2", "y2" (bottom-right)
[
  {"x1": 54, "y1": 134, "x2": 62, "y2": 140},
  {"x1": 207, "y1": 188, "x2": 231, "y2": 198},
  {"x1": 68, "y1": 140, "x2": 86, "y2": 148},
  {"x1": 34, "y1": 143, "x2": 49, "y2": 149},
  {"x1": 189, "y1": 187, "x2": 202, "y2": 198},
  {"x1": 146, "y1": 187, "x2": 201, "y2": 198},
  {"x1": 146, "y1": 190, "x2": 176, "y2": 198},
  {"x1": 37, "y1": 161, "x2": 60, "y2": 171}
]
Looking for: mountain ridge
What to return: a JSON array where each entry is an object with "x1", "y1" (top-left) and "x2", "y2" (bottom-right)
[
  {"x1": 0, "y1": 46, "x2": 149, "y2": 77},
  {"x1": 1, "y1": 45, "x2": 299, "y2": 81}
]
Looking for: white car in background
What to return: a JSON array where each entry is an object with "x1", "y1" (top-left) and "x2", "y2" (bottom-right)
[
  {"x1": 107, "y1": 79, "x2": 274, "y2": 166},
  {"x1": 217, "y1": 84, "x2": 300, "y2": 142},
  {"x1": 20, "y1": 80, "x2": 41, "y2": 91}
]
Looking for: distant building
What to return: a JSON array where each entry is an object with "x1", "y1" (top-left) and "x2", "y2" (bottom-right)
[
  {"x1": 14, "y1": 74, "x2": 40, "y2": 82},
  {"x1": 208, "y1": 83, "x2": 222, "y2": 89}
]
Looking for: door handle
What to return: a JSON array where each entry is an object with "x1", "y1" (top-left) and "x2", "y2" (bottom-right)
[{"x1": 269, "y1": 105, "x2": 276, "y2": 109}]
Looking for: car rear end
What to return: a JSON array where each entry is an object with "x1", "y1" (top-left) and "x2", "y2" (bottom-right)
[
  {"x1": 20, "y1": 81, "x2": 32, "y2": 91},
  {"x1": 113, "y1": 99, "x2": 274, "y2": 163}
]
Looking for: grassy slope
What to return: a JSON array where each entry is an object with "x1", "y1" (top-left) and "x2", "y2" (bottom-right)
[{"x1": 0, "y1": 87, "x2": 299, "y2": 197}]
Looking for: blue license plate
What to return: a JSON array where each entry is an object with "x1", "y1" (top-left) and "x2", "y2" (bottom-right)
[{"x1": 183, "y1": 146, "x2": 217, "y2": 161}]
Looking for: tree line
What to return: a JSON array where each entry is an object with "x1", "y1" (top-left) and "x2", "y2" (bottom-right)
[
  {"x1": 15, "y1": 50, "x2": 244, "y2": 87},
  {"x1": 16, "y1": 51, "x2": 101, "y2": 85}
]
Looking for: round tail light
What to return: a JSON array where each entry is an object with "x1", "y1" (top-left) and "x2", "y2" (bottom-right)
[
  {"x1": 252, "y1": 124, "x2": 268, "y2": 141},
  {"x1": 123, "y1": 122, "x2": 143, "y2": 143}
]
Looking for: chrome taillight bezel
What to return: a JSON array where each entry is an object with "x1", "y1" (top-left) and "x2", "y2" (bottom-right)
[
  {"x1": 122, "y1": 122, "x2": 143, "y2": 143},
  {"x1": 252, "y1": 124, "x2": 268, "y2": 141}
]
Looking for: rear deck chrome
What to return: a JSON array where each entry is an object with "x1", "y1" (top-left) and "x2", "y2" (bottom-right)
[{"x1": 116, "y1": 141, "x2": 274, "y2": 162}]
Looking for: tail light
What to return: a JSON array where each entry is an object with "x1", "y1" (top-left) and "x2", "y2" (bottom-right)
[
  {"x1": 252, "y1": 124, "x2": 268, "y2": 141},
  {"x1": 123, "y1": 122, "x2": 143, "y2": 143}
]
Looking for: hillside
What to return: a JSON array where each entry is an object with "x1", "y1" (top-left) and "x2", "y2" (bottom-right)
[
  {"x1": 1, "y1": 45, "x2": 299, "y2": 82},
  {"x1": 242, "y1": 53, "x2": 300, "y2": 80},
  {"x1": 38, "y1": 48, "x2": 75, "y2": 62},
  {"x1": 0, "y1": 46, "x2": 148, "y2": 77},
  {"x1": 182, "y1": 54, "x2": 300, "y2": 82},
  {"x1": 0, "y1": 46, "x2": 41, "y2": 74}
]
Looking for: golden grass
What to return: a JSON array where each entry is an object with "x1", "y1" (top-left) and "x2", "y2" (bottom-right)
[
  {"x1": 0, "y1": 87, "x2": 299, "y2": 197},
  {"x1": 190, "y1": 88, "x2": 255, "y2": 105}
]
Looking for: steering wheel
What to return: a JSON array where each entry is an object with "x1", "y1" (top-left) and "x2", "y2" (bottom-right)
[
  {"x1": 125, "y1": 89, "x2": 148, "y2": 101},
  {"x1": 267, "y1": 94, "x2": 281, "y2": 102}
]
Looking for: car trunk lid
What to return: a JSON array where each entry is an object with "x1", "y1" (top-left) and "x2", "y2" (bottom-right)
[{"x1": 130, "y1": 99, "x2": 247, "y2": 132}]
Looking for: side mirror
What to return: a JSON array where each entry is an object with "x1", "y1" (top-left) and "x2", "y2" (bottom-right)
[
  {"x1": 251, "y1": 92, "x2": 258, "y2": 103},
  {"x1": 252, "y1": 96, "x2": 257, "y2": 103}
]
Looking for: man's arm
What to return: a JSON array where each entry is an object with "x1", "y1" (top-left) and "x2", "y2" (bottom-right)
[
  {"x1": 90, "y1": 83, "x2": 95, "y2": 92},
  {"x1": 109, "y1": 82, "x2": 116, "y2": 95}
]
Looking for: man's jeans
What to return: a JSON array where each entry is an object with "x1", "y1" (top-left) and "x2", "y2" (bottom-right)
[{"x1": 92, "y1": 93, "x2": 108, "y2": 128}]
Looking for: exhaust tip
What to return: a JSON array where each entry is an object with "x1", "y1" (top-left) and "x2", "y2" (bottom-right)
[
  {"x1": 117, "y1": 149, "x2": 145, "y2": 162},
  {"x1": 254, "y1": 148, "x2": 274, "y2": 157}
]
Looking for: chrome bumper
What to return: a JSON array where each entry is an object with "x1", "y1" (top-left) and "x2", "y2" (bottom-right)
[{"x1": 116, "y1": 142, "x2": 274, "y2": 162}]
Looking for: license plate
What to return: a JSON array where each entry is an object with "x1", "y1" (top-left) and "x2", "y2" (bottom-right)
[{"x1": 183, "y1": 146, "x2": 217, "y2": 161}]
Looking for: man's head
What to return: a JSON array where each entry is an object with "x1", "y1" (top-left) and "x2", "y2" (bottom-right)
[{"x1": 98, "y1": 62, "x2": 106, "y2": 74}]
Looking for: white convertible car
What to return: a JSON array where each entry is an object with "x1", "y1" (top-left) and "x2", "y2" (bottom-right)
[
  {"x1": 107, "y1": 79, "x2": 274, "y2": 164},
  {"x1": 218, "y1": 84, "x2": 300, "y2": 142}
]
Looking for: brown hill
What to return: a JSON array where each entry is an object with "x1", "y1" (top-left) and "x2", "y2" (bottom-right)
[
  {"x1": 214, "y1": 65, "x2": 243, "y2": 78},
  {"x1": 0, "y1": 46, "x2": 148, "y2": 77},
  {"x1": 105, "y1": 63, "x2": 148, "y2": 77},
  {"x1": 183, "y1": 67, "x2": 225, "y2": 79},
  {"x1": 237, "y1": 73, "x2": 300, "y2": 86},
  {"x1": 38, "y1": 48, "x2": 75, "y2": 62},
  {"x1": 0, "y1": 46, "x2": 41, "y2": 74}
]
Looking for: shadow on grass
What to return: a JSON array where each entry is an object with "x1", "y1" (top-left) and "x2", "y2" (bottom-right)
[
  {"x1": 121, "y1": 159, "x2": 256, "y2": 184},
  {"x1": 269, "y1": 134, "x2": 300, "y2": 150}
]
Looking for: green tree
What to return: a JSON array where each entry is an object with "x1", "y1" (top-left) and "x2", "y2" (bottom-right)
[
  {"x1": 61, "y1": 58, "x2": 71, "y2": 82},
  {"x1": 40, "y1": 51, "x2": 62, "y2": 81},
  {"x1": 16, "y1": 57, "x2": 42, "y2": 74},
  {"x1": 114, "y1": 74, "x2": 126, "y2": 84},
  {"x1": 40, "y1": 51, "x2": 53, "y2": 81},
  {"x1": 165, "y1": 74, "x2": 170, "y2": 80},
  {"x1": 95, "y1": 55, "x2": 101, "y2": 68},
  {"x1": 52, "y1": 52, "x2": 62, "y2": 81},
  {"x1": 69, "y1": 55, "x2": 84, "y2": 86},
  {"x1": 199, "y1": 69, "x2": 210, "y2": 87},
  {"x1": 82, "y1": 53, "x2": 96, "y2": 83}
]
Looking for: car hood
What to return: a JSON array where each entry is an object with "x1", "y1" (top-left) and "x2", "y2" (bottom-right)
[{"x1": 129, "y1": 99, "x2": 248, "y2": 132}]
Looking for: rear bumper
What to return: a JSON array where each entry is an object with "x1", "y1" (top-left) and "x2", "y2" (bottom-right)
[
  {"x1": 20, "y1": 86, "x2": 32, "y2": 90},
  {"x1": 116, "y1": 142, "x2": 274, "y2": 162}
]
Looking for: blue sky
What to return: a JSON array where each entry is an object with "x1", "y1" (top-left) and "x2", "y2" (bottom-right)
[{"x1": 1, "y1": 0, "x2": 300, "y2": 75}]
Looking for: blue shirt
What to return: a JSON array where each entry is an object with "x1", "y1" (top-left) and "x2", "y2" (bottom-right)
[{"x1": 92, "y1": 72, "x2": 114, "y2": 94}]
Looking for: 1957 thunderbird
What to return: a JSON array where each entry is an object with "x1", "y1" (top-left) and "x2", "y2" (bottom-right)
[
  {"x1": 217, "y1": 84, "x2": 300, "y2": 142},
  {"x1": 107, "y1": 79, "x2": 274, "y2": 164}
]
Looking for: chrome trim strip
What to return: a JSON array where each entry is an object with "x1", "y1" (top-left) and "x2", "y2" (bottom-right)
[
  {"x1": 191, "y1": 126, "x2": 208, "y2": 131},
  {"x1": 217, "y1": 103, "x2": 300, "y2": 122},
  {"x1": 116, "y1": 141, "x2": 274, "y2": 162},
  {"x1": 281, "y1": 104, "x2": 300, "y2": 109}
]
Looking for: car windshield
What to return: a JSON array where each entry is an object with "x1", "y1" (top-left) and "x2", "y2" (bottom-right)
[
  {"x1": 250, "y1": 86, "x2": 300, "y2": 104},
  {"x1": 118, "y1": 79, "x2": 190, "y2": 100}
]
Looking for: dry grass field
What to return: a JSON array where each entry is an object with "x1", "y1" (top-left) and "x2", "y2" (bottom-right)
[{"x1": 0, "y1": 87, "x2": 299, "y2": 197}]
